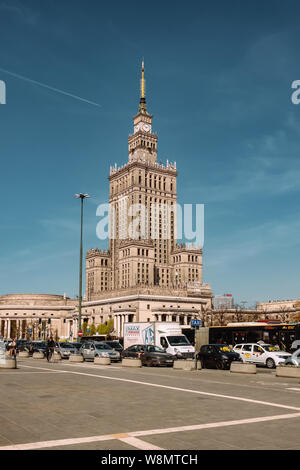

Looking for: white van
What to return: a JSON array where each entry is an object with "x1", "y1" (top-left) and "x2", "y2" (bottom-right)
[{"x1": 123, "y1": 322, "x2": 195, "y2": 358}]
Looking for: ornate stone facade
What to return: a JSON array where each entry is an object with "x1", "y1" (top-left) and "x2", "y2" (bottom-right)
[
  {"x1": 0, "y1": 294, "x2": 77, "y2": 340},
  {"x1": 86, "y1": 62, "x2": 210, "y2": 303},
  {"x1": 83, "y1": 62, "x2": 214, "y2": 335}
]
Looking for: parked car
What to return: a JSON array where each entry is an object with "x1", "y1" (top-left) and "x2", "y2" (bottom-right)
[
  {"x1": 233, "y1": 343, "x2": 291, "y2": 369},
  {"x1": 104, "y1": 341, "x2": 123, "y2": 353},
  {"x1": 121, "y1": 344, "x2": 146, "y2": 359},
  {"x1": 55, "y1": 342, "x2": 77, "y2": 359},
  {"x1": 291, "y1": 340, "x2": 300, "y2": 353},
  {"x1": 284, "y1": 348, "x2": 300, "y2": 366},
  {"x1": 16, "y1": 340, "x2": 29, "y2": 353},
  {"x1": 80, "y1": 342, "x2": 120, "y2": 362},
  {"x1": 122, "y1": 344, "x2": 174, "y2": 367},
  {"x1": 28, "y1": 341, "x2": 47, "y2": 356},
  {"x1": 197, "y1": 344, "x2": 241, "y2": 370},
  {"x1": 70, "y1": 342, "x2": 82, "y2": 353}
]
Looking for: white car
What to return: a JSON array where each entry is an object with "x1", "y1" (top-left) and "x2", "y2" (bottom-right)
[{"x1": 233, "y1": 343, "x2": 291, "y2": 369}]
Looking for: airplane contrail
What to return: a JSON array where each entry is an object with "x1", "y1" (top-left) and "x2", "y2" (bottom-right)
[{"x1": 0, "y1": 67, "x2": 101, "y2": 107}]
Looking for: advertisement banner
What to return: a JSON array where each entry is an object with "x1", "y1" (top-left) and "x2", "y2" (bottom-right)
[{"x1": 123, "y1": 323, "x2": 155, "y2": 349}]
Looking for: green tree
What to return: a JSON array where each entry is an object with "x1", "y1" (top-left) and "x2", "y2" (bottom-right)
[
  {"x1": 90, "y1": 324, "x2": 97, "y2": 336},
  {"x1": 82, "y1": 322, "x2": 88, "y2": 336},
  {"x1": 96, "y1": 319, "x2": 114, "y2": 335},
  {"x1": 96, "y1": 323, "x2": 107, "y2": 335}
]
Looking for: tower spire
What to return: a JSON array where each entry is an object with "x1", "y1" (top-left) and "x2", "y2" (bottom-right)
[{"x1": 139, "y1": 59, "x2": 147, "y2": 113}]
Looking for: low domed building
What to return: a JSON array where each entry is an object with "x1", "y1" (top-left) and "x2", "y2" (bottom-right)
[{"x1": 0, "y1": 294, "x2": 77, "y2": 340}]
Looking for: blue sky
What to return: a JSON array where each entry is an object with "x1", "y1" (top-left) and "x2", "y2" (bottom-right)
[{"x1": 1, "y1": 0, "x2": 300, "y2": 306}]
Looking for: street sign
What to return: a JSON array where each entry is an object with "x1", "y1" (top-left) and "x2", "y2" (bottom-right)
[
  {"x1": 191, "y1": 319, "x2": 202, "y2": 327},
  {"x1": 78, "y1": 331, "x2": 83, "y2": 337},
  {"x1": 28, "y1": 329, "x2": 32, "y2": 333}
]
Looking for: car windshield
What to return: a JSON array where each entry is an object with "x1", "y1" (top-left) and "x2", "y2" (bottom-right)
[
  {"x1": 261, "y1": 344, "x2": 281, "y2": 352},
  {"x1": 95, "y1": 343, "x2": 113, "y2": 350},
  {"x1": 34, "y1": 342, "x2": 45, "y2": 348},
  {"x1": 106, "y1": 342, "x2": 122, "y2": 349},
  {"x1": 72, "y1": 343, "x2": 82, "y2": 349},
  {"x1": 147, "y1": 346, "x2": 165, "y2": 353},
  {"x1": 60, "y1": 343, "x2": 75, "y2": 349},
  {"x1": 216, "y1": 345, "x2": 234, "y2": 353},
  {"x1": 167, "y1": 336, "x2": 190, "y2": 346}
]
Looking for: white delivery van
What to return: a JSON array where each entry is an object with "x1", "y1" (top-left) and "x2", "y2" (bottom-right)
[{"x1": 123, "y1": 322, "x2": 195, "y2": 358}]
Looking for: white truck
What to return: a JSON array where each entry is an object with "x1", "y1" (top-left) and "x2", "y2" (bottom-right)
[{"x1": 123, "y1": 322, "x2": 195, "y2": 358}]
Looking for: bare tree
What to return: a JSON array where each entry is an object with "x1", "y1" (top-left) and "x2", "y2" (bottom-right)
[
  {"x1": 276, "y1": 306, "x2": 289, "y2": 323},
  {"x1": 234, "y1": 307, "x2": 244, "y2": 323},
  {"x1": 202, "y1": 304, "x2": 213, "y2": 327},
  {"x1": 213, "y1": 309, "x2": 227, "y2": 326}
]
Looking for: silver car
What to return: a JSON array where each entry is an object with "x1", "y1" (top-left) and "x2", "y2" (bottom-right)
[
  {"x1": 80, "y1": 342, "x2": 120, "y2": 362},
  {"x1": 0, "y1": 340, "x2": 6, "y2": 363},
  {"x1": 284, "y1": 348, "x2": 300, "y2": 366},
  {"x1": 55, "y1": 342, "x2": 77, "y2": 359}
]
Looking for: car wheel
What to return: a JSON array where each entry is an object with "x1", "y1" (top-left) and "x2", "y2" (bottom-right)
[
  {"x1": 216, "y1": 360, "x2": 224, "y2": 370},
  {"x1": 266, "y1": 358, "x2": 275, "y2": 369}
]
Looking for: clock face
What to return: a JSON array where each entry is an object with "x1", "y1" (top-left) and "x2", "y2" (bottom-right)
[
  {"x1": 135, "y1": 124, "x2": 140, "y2": 132},
  {"x1": 143, "y1": 124, "x2": 150, "y2": 131}
]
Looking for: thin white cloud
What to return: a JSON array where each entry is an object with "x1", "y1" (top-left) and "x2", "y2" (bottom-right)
[
  {"x1": 0, "y1": 0, "x2": 39, "y2": 25},
  {"x1": 0, "y1": 67, "x2": 101, "y2": 107}
]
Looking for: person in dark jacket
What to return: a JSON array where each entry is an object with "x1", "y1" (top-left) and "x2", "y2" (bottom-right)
[
  {"x1": 46, "y1": 336, "x2": 56, "y2": 362},
  {"x1": 9, "y1": 338, "x2": 17, "y2": 357}
]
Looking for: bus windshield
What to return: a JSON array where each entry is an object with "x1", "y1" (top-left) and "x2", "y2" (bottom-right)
[{"x1": 167, "y1": 335, "x2": 190, "y2": 346}]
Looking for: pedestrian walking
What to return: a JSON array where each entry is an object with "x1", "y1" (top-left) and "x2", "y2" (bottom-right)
[
  {"x1": 9, "y1": 337, "x2": 17, "y2": 357},
  {"x1": 46, "y1": 336, "x2": 56, "y2": 362}
]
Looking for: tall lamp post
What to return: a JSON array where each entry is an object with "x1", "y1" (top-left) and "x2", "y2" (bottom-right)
[{"x1": 75, "y1": 193, "x2": 90, "y2": 342}]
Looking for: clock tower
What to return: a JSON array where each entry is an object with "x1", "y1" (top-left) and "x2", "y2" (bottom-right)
[{"x1": 128, "y1": 61, "x2": 158, "y2": 164}]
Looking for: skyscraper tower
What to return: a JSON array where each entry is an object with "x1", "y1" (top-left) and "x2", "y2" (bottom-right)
[
  {"x1": 108, "y1": 61, "x2": 178, "y2": 289},
  {"x1": 86, "y1": 62, "x2": 204, "y2": 297}
]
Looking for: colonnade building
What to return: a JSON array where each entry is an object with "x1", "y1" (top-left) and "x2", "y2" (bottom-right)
[{"x1": 0, "y1": 294, "x2": 77, "y2": 340}]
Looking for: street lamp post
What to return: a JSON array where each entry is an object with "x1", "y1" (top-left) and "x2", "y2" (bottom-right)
[{"x1": 75, "y1": 193, "x2": 90, "y2": 342}]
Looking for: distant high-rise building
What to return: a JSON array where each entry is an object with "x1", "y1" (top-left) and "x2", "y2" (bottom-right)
[{"x1": 214, "y1": 294, "x2": 234, "y2": 310}]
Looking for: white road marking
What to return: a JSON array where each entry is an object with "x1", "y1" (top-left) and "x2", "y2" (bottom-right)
[
  {"x1": 132, "y1": 412, "x2": 300, "y2": 437},
  {"x1": 118, "y1": 437, "x2": 164, "y2": 450},
  {"x1": 20, "y1": 364, "x2": 300, "y2": 412},
  {"x1": 0, "y1": 371, "x2": 65, "y2": 375},
  {"x1": 287, "y1": 388, "x2": 300, "y2": 392},
  {"x1": 0, "y1": 434, "x2": 112, "y2": 450},
  {"x1": 1, "y1": 412, "x2": 300, "y2": 450},
  {"x1": 64, "y1": 362, "x2": 123, "y2": 370}
]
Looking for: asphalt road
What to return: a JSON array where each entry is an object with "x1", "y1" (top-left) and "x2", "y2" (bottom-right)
[{"x1": 0, "y1": 358, "x2": 300, "y2": 450}]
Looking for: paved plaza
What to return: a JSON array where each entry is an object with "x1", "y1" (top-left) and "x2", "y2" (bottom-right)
[{"x1": 0, "y1": 358, "x2": 300, "y2": 450}]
